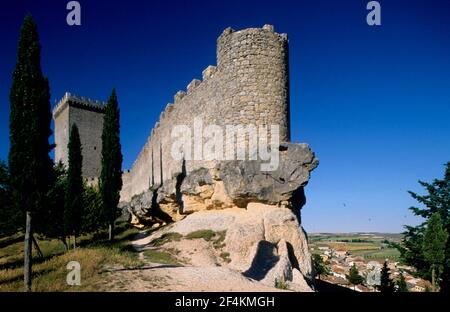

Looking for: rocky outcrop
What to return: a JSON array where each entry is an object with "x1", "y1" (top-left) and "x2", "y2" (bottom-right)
[
  {"x1": 119, "y1": 141, "x2": 318, "y2": 290},
  {"x1": 116, "y1": 25, "x2": 318, "y2": 291},
  {"x1": 121, "y1": 142, "x2": 318, "y2": 224},
  {"x1": 138, "y1": 204, "x2": 314, "y2": 291},
  {"x1": 219, "y1": 143, "x2": 317, "y2": 209}
]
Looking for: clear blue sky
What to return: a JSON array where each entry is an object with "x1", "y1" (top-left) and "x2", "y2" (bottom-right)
[{"x1": 1, "y1": 0, "x2": 449, "y2": 232}]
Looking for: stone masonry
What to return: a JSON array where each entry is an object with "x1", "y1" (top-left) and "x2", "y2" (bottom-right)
[
  {"x1": 52, "y1": 25, "x2": 318, "y2": 225},
  {"x1": 119, "y1": 25, "x2": 318, "y2": 223},
  {"x1": 53, "y1": 92, "x2": 106, "y2": 183},
  {"x1": 52, "y1": 25, "x2": 319, "y2": 287},
  {"x1": 121, "y1": 25, "x2": 292, "y2": 200}
]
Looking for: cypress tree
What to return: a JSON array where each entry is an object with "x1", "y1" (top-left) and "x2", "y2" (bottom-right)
[
  {"x1": 64, "y1": 124, "x2": 84, "y2": 248},
  {"x1": 81, "y1": 184, "x2": 103, "y2": 235},
  {"x1": 377, "y1": 261, "x2": 394, "y2": 292},
  {"x1": 47, "y1": 162, "x2": 68, "y2": 249},
  {"x1": 396, "y1": 271, "x2": 408, "y2": 292},
  {"x1": 100, "y1": 89, "x2": 123, "y2": 241},
  {"x1": 312, "y1": 253, "x2": 330, "y2": 280},
  {"x1": 0, "y1": 161, "x2": 17, "y2": 236},
  {"x1": 8, "y1": 15, "x2": 54, "y2": 291},
  {"x1": 397, "y1": 162, "x2": 450, "y2": 292},
  {"x1": 423, "y1": 212, "x2": 448, "y2": 291},
  {"x1": 346, "y1": 264, "x2": 364, "y2": 290}
]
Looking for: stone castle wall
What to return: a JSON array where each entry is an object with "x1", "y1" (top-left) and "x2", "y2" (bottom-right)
[
  {"x1": 53, "y1": 93, "x2": 105, "y2": 181},
  {"x1": 120, "y1": 25, "x2": 291, "y2": 203}
]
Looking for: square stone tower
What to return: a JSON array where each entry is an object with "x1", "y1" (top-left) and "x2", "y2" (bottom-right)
[{"x1": 53, "y1": 92, "x2": 106, "y2": 183}]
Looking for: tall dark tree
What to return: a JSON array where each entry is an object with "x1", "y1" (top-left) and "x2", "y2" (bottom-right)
[
  {"x1": 396, "y1": 225, "x2": 429, "y2": 278},
  {"x1": 81, "y1": 184, "x2": 103, "y2": 235},
  {"x1": 100, "y1": 89, "x2": 123, "y2": 241},
  {"x1": 312, "y1": 253, "x2": 330, "y2": 280},
  {"x1": 0, "y1": 161, "x2": 20, "y2": 236},
  {"x1": 0, "y1": 162, "x2": 7, "y2": 214},
  {"x1": 377, "y1": 261, "x2": 394, "y2": 293},
  {"x1": 423, "y1": 212, "x2": 448, "y2": 291},
  {"x1": 346, "y1": 264, "x2": 364, "y2": 290},
  {"x1": 45, "y1": 162, "x2": 67, "y2": 249},
  {"x1": 396, "y1": 271, "x2": 408, "y2": 292},
  {"x1": 64, "y1": 124, "x2": 84, "y2": 248},
  {"x1": 8, "y1": 15, "x2": 53, "y2": 291},
  {"x1": 397, "y1": 162, "x2": 450, "y2": 292}
]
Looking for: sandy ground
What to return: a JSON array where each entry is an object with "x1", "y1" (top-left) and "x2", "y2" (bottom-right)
[{"x1": 100, "y1": 230, "x2": 287, "y2": 292}]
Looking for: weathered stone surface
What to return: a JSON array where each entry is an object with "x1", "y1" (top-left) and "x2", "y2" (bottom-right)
[
  {"x1": 261, "y1": 204, "x2": 312, "y2": 277},
  {"x1": 120, "y1": 25, "x2": 294, "y2": 204},
  {"x1": 260, "y1": 239, "x2": 293, "y2": 286},
  {"x1": 138, "y1": 205, "x2": 313, "y2": 291},
  {"x1": 115, "y1": 25, "x2": 318, "y2": 291},
  {"x1": 53, "y1": 93, "x2": 106, "y2": 182},
  {"x1": 290, "y1": 268, "x2": 313, "y2": 292},
  {"x1": 219, "y1": 143, "x2": 318, "y2": 208},
  {"x1": 202, "y1": 65, "x2": 217, "y2": 80},
  {"x1": 129, "y1": 191, "x2": 153, "y2": 220},
  {"x1": 122, "y1": 142, "x2": 317, "y2": 223}
]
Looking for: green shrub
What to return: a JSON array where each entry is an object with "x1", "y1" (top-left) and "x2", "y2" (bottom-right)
[
  {"x1": 186, "y1": 230, "x2": 215, "y2": 241},
  {"x1": 275, "y1": 278, "x2": 288, "y2": 290},
  {"x1": 151, "y1": 232, "x2": 183, "y2": 246},
  {"x1": 143, "y1": 249, "x2": 180, "y2": 265},
  {"x1": 220, "y1": 252, "x2": 231, "y2": 263}
]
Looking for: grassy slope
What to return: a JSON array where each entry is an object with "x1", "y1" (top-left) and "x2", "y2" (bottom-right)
[{"x1": 0, "y1": 221, "x2": 143, "y2": 291}]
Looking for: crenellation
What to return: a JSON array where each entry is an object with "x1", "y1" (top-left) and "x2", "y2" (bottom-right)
[
  {"x1": 262, "y1": 24, "x2": 274, "y2": 32},
  {"x1": 165, "y1": 103, "x2": 174, "y2": 113},
  {"x1": 116, "y1": 25, "x2": 292, "y2": 203},
  {"x1": 174, "y1": 90, "x2": 186, "y2": 103},
  {"x1": 202, "y1": 65, "x2": 217, "y2": 80},
  {"x1": 221, "y1": 27, "x2": 234, "y2": 36},
  {"x1": 53, "y1": 92, "x2": 106, "y2": 181},
  {"x1": 187, "y1": 79, "x2": 202, "y2": 94}
]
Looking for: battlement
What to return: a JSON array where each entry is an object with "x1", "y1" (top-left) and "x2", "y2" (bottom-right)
[
  {"x1": 163, "y1": 24, "x2": 288, "y2": 121},
  {"x1": 216, "y1": 24, "x2": 288, "y2": 71},
  {"x1": 121, "y1": 24, "x2": 291, "y2": 202},
  {"x1": 53, "y1": 92, "x2": 106, "y2": 119}
]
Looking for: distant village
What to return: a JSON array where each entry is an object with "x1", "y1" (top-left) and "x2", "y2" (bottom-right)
[{"x1": 310, "y1": 234, "x2": 432, "y2": 292}]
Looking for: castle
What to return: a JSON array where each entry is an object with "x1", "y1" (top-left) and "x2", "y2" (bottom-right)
[
  {"x1": 53, "y1": 25, "x2": 318, "y2": 288},
  {"x1": 120, "y1": 25, "x2": 291, "y2": 203},
  {"x1": 53, "y1": 25, "x2": 316, "y2": 223},
  {"x1": 53, "y1": 92, "x2": 106, "y2": 184}
]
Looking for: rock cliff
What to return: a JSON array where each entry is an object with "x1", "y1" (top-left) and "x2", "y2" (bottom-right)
[
  {"x1": 121, "y1": 141, "x2": 318, "y2": 290},
  {"x1": 121, "y1": 142, "x2": 317, "y2": 224},
  {"x1": 118, "y1": 25, "x2": 319, "y2": 291}
]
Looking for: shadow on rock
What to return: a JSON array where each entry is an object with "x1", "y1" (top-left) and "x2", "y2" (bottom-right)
[{"x1": 243, "y1": 240, "x2": 279, "y2": 281}]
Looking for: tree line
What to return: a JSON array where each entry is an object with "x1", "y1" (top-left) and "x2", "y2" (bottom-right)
[
  {"x1": 396, "y1": 162, "x2": 450, "y2": 292},
  {"x1": 312, "y1": 161, "x2": 449, "y2": 293},
  {"x1": 0, "y1": 15, "x2": 123, "y2": 291}
]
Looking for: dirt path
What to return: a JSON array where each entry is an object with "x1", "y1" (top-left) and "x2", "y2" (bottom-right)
[{"x1": 101, "y1": 230, "x2": 287, "y2": 292}]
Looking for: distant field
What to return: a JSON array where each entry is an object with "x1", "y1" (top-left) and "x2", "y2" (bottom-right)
[
  {"x1": 325, "y1": 242, "x2": 380, "y2": 251},
  {"x1": 308, "y1": 233, "x2": 402, "y2": 261},
  {"x1": 351, "y1": 248, "x2": 400, "y2": 261}
]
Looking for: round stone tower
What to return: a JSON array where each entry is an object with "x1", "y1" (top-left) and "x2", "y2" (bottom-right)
[{"x1": 216, "y1": 24, "x2": 290, "y2": 141}]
